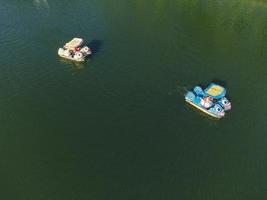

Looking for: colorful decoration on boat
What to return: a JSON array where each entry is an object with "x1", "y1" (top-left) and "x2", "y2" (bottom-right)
[
  {"x1": 185, "y1": 83, "x2": 231, "y2": 119},
  {"x1": 58, "y1": 38, "x2": 92, "y2": 62}
]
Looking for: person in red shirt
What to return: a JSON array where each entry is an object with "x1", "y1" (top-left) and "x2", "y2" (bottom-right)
[{"x1": 75, "y1": 47, "x2": 81, "y2": 51}]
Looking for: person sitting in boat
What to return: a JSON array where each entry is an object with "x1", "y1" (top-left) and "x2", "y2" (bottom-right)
[
  {"x1": 75, "y1": 47, "x2": 81, "y2": 52},
  {"x1": 69, "y1": 50, "x2": 74, "y2": 57},
  {"x1": 201, "y1": 96, "x2": 213, "y2": 108}
]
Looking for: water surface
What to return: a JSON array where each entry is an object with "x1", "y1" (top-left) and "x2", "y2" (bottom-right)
[{"x1": 1, "y1": 0, "x2": 267, "y2": 199}]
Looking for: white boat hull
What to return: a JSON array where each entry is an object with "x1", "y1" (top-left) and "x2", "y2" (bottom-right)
[
  {"x1": 58, "y1": 38, "x2": 91, "y2": 62},
  {"x1": 58, "y1": 53, "x2": 85, "y2": 62},
  {"x1": 185, "y1": 99, "x2": 222, "y2": 119}
]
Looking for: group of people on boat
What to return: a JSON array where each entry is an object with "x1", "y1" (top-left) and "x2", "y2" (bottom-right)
[
  {"x1": 185, "y1": 83, "x2": 231, "y2": 119},
  {"x1": 69, "y1": 47, "x2": 81, "y2": 57},
  {"x1": 58, "y1": 38, "x2": 92, "y2": 62},
  {"x1": 200, "y1": 96, "x2": 214, "y2": 109}
]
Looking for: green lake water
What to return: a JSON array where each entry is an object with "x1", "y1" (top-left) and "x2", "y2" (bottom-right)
[{"x1": 1, "y1": 0, "x2": 267, "y2": 199}]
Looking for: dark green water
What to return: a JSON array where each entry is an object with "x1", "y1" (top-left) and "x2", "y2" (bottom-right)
[{"x1": 1, "y1": 0, "x2": 267, "y2": 199}]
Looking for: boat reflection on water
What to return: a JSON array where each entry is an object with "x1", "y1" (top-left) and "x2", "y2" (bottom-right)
[
  {"x1": 33, "y1": 0, "x2": 50, "y2": 10},
  {"x1": 58, "y1": 57, "x2": 86, "y2": 69}
]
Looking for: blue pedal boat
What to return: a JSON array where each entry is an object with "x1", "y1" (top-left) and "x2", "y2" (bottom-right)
[{"x1": 185, "y1": 83, "x2": 231, "y2": 119}]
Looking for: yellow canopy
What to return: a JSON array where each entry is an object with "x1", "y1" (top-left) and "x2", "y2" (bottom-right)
[{"x1": 205, "y1": 85, "x2": 225, "y2": 97}]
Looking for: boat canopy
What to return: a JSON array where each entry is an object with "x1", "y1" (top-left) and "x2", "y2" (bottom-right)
[
  {"x1": 204, "y1": 83, "x2": 226, "y2": 99},
  {"x1": 64, "y1": 38, "x2": 83, "y2": 49}
]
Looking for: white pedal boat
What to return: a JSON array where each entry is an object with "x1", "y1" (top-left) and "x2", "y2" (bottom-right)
[{"x1": 58, "y1": 38, "x2": 92, "y2": 62}]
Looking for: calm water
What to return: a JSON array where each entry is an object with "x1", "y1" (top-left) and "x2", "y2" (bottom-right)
[{"x1": 1, "y1": 0, "x2": 267, "y2": 199}]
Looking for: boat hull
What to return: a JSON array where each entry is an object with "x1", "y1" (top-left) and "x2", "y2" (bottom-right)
[
  {"x1": 58, "y1": 54, "x2": 85, "y2": 62},
  {"x1": 185, "y1": 99, "x2": 222, "y2": 119},
  {"x1": 58, "y1": 39, "x2": 91, "y2": 62}
]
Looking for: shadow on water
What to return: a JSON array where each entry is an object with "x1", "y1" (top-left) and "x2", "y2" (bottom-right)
[
  {"x1": 211, "y1": 79, "x2": 227, "y2": 87},
  {"x1": 210, "y1": 79, "x2": 232, "y2": 99},
  {"x1": 87, "y1": 39, "x2": 103, "y2": 55},
  {"x1": 194, "y1": 79, "x2": 228, "y2": 91}
]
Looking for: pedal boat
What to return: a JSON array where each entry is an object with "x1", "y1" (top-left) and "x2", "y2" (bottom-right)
[
  {"x1": 58, "y1": 38, "x2": 92, "y2": 62},
  {"x1": 185, "y1": 83, "x2": 231, "y2": 119}
]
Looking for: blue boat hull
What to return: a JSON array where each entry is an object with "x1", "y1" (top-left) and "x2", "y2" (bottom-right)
[
  {"x1": 185, "y1": 98, "x2": 223, "y2": 119},
  {"x1": 185, "y1": 89, "x2": 225, "y2": 119}
]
